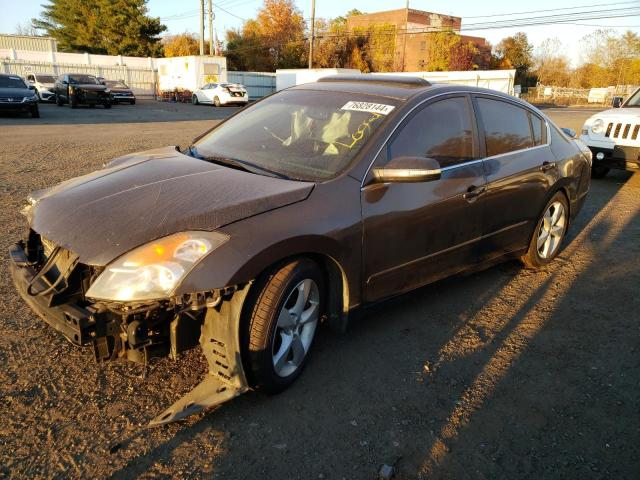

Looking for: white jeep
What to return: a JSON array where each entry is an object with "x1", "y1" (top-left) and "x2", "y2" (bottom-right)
[{"x1": 580, "y1": 87, "x2": 640, "y2": 178}]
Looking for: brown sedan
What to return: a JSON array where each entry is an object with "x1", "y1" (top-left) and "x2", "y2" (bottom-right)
[{"x1": 9, "y1": 76, "x2": 592, "y2": 425}]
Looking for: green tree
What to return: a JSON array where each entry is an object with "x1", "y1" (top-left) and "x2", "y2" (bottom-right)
[
  {"x1": 32, "y1": 0, "x2": 166, "y2": 56},
  {"x1": 494, "y1": 32, "x2": 533, "y2": 84}
]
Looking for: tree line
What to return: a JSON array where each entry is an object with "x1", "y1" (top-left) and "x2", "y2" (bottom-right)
[{"x1": 29, "y1": 0, "x2": 640, "y2": 88}]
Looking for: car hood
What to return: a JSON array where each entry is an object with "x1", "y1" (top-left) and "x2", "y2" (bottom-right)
[
  {"x1": 73, "y1": 84, "x2": 108, "y2": 91},
  {"x1": 590, "y1": 108, "x2": 640, "y2": 120},
  {"x1": 0, "y1": 87, "x2": 31, "y2": 97},
  {"x1": 29, "y1": 146, "x2": 314, "y2": 265},
  {"x1": 111, "y1": 88, "x2": 133, "y2": 93}
]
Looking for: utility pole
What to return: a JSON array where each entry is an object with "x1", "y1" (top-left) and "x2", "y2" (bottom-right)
[
  {"x1": 402, "y1": 0, "x2": 409, "y2": 72},
  {"x1": 199, "y1": 0, "x2": 205, "y2": 56},
  {"x1": 308, "y1": 0, "x2": 315, "y2": 69},
  {"x1": 208, "y1": 0, "x2": 214, "y2": 55}
]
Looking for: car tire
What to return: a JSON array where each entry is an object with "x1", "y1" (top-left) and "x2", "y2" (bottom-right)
[
  {"x1": 103, "y1": 102, "x2": 111, "y2": 109},
  {"x1": 591, "y1": 165, "x2": 609, "y2": 179},
  {"x1": 243, "y1": 258, "x2": 324, "y2": 394},
  {"x1": 521, "y1": 191, "x2": 569, "y2": 269},
  {"x1": 56, "y1": 94, "x2": 64, "y2": 107},
  {"x1": 88, "y1": 103, "x2": 95, "y2": 108},
  {"x1": 192, "y1": 95, "x2": 199, "y2": 105},
  {"x1": 130, "y1": 100, "x2": 136, "y2": 105},
  {"x1": 214, "y1": 96, "x2": 221, "y2": 107},
  {"x1": 70, "y1": 98, "x2": 77, "y2": 109},
  {"x1": 31, "y1": 105, "x2": 40, "y2": 118}
]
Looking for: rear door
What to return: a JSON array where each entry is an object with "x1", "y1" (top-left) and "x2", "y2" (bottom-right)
[
  {"x1": 472, "y1": 95, "x2": 556, "y2": 260},
  {"x1": 361, "y1": 94, "x2": 487, "y2": 303}
]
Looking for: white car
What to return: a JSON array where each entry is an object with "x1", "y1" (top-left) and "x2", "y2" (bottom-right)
[
  {"x1": 25, "y1": 72, "x2": 57, "y2": 102},
  {"x1": 580, "y1": 87, "x2": 640, "y2": 178},
  {"x1": 192, "y1": 83, "x2": 249, "y2": 107}
]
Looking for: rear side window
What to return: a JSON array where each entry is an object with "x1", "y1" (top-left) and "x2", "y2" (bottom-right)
[
  {"x1": 529, "y1": 112, "x2": 545, "y2": 145},
  {"x1": 386, "y1": 96, "x2": 475, "y2": 168},
  {"x1": 476, "y1": 98, "x2": 534, "y2": 156}
]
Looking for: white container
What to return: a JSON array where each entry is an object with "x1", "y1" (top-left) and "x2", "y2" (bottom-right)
[
  {"x1": 156, "y1": 56, "x2": 228, "y2": 92},
  {"x1": 275, "y1": 68, "x2": 361, "y2": 91}
]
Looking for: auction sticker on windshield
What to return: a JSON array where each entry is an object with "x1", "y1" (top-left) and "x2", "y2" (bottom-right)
[{"x1": 341, "y1": 101, "x2": 395, "y2": 115}]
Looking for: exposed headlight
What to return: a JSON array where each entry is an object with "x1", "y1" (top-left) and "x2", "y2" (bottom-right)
[
  {"x1": 86, "y1": 231, "x2": 228, "y2": 302},
  {"x1": 591, "y1": 118, "x2": 604, "y2": 134}
]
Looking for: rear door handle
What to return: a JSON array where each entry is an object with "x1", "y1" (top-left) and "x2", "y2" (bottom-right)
[
  {"x1": 463, "y1": 185, "x2": 486, "y2": 201},
  {"x1": 540, "y1": 161, "x2": 557, "y2": 172}
]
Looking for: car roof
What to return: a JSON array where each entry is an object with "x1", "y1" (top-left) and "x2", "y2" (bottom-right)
[{"x1": 292, "y1": 76, "x2": 519, "y2": 104}]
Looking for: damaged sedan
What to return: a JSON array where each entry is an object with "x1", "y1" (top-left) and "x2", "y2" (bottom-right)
[{"x1": 9, "y1": 76, "x2": 592, "y2": 426}]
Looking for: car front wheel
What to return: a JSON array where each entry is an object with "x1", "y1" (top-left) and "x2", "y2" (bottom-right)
[
  {"x1": 243, "y1": 259, "x2": 324, "y2": 393},
  {"x1": 214, "y1": 96, "x2": 221, "y2": 107},
  {"x1": 56, "y1": 94, "x2": 63, "y2": 106},
  {"x1": 192, "y1": 95, "x2": 199, "y2": 105},
  {"x1": 521, "y1": 191, "x2": 569, "y2": 268}
]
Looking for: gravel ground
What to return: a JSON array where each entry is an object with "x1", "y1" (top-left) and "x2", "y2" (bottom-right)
[{"x1": 0, "y1": 102, "x2": 638, "y2": 480}]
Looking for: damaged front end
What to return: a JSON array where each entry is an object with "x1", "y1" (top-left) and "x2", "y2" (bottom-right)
[{"x1": 9, "y1": 230, "x2": 250, "y2": 426}]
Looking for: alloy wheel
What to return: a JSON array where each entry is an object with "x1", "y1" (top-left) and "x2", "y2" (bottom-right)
[
  {"x1": 271, "y1": 278, "x2": 320, "y2": 377},
  {"x1": 537, "y1": 201, "x2": 566, "y2": 259}
]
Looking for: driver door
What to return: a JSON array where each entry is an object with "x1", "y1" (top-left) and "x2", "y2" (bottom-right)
[{"x1": 361, "y1": 95, "x2": 487, "y2": 303}]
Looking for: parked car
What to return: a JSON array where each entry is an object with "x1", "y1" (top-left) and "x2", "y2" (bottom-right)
[
  {"x1": 0, "y1": 73, "x2": 39, "y2": 117},
  {"x1": 10, "y1": 76, "x2": 591, "y2": 426},
  {"x1": 105, "y1": 80, "x2": 136, "y2": 104},
  {"x1": 25, "y1": 72, "x2": 57, "y2": 102},
  {"x1": 580, "y1": 86, "x2": 640, "y2": 178},
  {"x1": 53, "y1": 73, "x2": 112, "y2": 108},
  {"x1": 192, "y1": 82, "x2": 248, "y2": 106}
]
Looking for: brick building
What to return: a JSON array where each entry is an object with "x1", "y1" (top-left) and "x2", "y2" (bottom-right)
[{"x1": 346, "y1": 8, "x2": 488, "y2": 71}]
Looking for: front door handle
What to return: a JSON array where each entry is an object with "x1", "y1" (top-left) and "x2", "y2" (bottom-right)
[
  {"x1": 463, "y1": 185, "x2": 486, "y2": 201},
  {"x1": 540, "y1": 161, "x2": 557, "y2": 172}
]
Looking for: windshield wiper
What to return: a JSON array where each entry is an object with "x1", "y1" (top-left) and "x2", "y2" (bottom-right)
[{"x1": 205, "y1": 155, "x2": 290, "y2": 180}]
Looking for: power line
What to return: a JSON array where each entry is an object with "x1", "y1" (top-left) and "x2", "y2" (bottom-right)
[{"x1": 462, "y1": 1, "x2": 639, "y2": 19}]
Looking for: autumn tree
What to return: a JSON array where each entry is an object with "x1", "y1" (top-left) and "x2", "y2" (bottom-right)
[
  {"x1": 225, "y1": 0, "x2": 306, "y2": 71},
  {"x1": 494, "y1": 32, "x2": 533, "y2": 84},
  {"x1": 162, "y1": 33, "x2": 201, "y2": 57},
  {"x1": 534, "y1": 37, "x2": 571, "y2": 86},
  {"x1": 32, "y1": 0, "x2": 165, "y2": 56}
]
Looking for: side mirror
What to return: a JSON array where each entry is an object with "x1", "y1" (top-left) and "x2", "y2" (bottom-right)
[
  {"x1": 611, "y1": 96, "x2": 624, "y2": 108},
  {"x1": 28, "y1": 85, "x2": 35, "y2": 90},
  {"x1": 372, "y1": 156, "x2": 441, "y2": 183},
  {"x1": 560, "y1": 127, "x2": 576, "y2": 138}
]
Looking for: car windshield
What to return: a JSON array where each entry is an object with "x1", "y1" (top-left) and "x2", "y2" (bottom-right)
[
  {"x1": 623, "y1": 88, "x2": 640, "y2": 107},
  {"x1": 37, "y1": 75, "x2": 56, "y2": 83},
  {"x1": 0, "y1": 76, "x2": 27, "y2": 89},
  {"x1": 193, "y1": 89, "x2": 397, "y2": 181},
  {"x1": 106, "y1": 81, "x2": 128, "y2": 88},
  {"x1": 68, "y1": 75, "x2": 100, "y2": 85}
]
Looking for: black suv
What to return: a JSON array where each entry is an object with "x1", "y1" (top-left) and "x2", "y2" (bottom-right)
[{"x1": 54, "y1": 73, "x2": 112, "y2": 109}]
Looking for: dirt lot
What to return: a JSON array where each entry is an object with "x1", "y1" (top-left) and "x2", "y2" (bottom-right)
[{"x1": 0, "y1": 101, "x2": 638, "y2": 479}]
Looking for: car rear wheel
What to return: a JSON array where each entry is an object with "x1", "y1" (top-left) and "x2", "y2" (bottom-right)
[
  {"x1": 103, "y1": 102, "x2": 111, "y2": 109},
  {"x1": 214, "y1": 96, "x2": 221, "y2": 107},
  {"x1": 55, "y1": 94, "x2": 63, "y2": 106},
  {"x1": 591, "y1": 165, "x2": 609, "y2": 179},
  {"x1": 521, "y1": 192, "x2": 569, "y2": 268},
  {"x1": 243, "y1": 259, "x2": 324, "y2": 393},
  {"x1": 192, "y1": 95, "x2": 199, "y2": 105}
]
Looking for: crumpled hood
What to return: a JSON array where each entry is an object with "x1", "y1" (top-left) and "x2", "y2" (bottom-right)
[{"x1": 30, "y1": 146, "x2": 314, "y2": 265}]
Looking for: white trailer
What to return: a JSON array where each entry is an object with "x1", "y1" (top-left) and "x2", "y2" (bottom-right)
[
  {"x1": 275, "y1": 68, "x2": 516, "y2": 95},
  {"x1": 275, "y1": 68, "x2": 360, "y2": 91},
  {"x1": 156, "y1": 56, "x2": 227, "y2": 93}
]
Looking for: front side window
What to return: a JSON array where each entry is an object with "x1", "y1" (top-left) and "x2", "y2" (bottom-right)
[
  {"x1": 385, "y1": 96, "x2": 475, "y2": 168},
  {"x1": 476, "y1": 98, "x2": 534, "y2": 156},
  {"x1": 193, "y1": 89, "x2": 396, "y2": 181},
  {"x1": 0, "y1": 76, "x2": 27, "y2": 89}
]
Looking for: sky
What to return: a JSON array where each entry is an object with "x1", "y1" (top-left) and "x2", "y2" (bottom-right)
[{"x1": 2, "y1": 0, "x2": 639, "y2": 66}]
